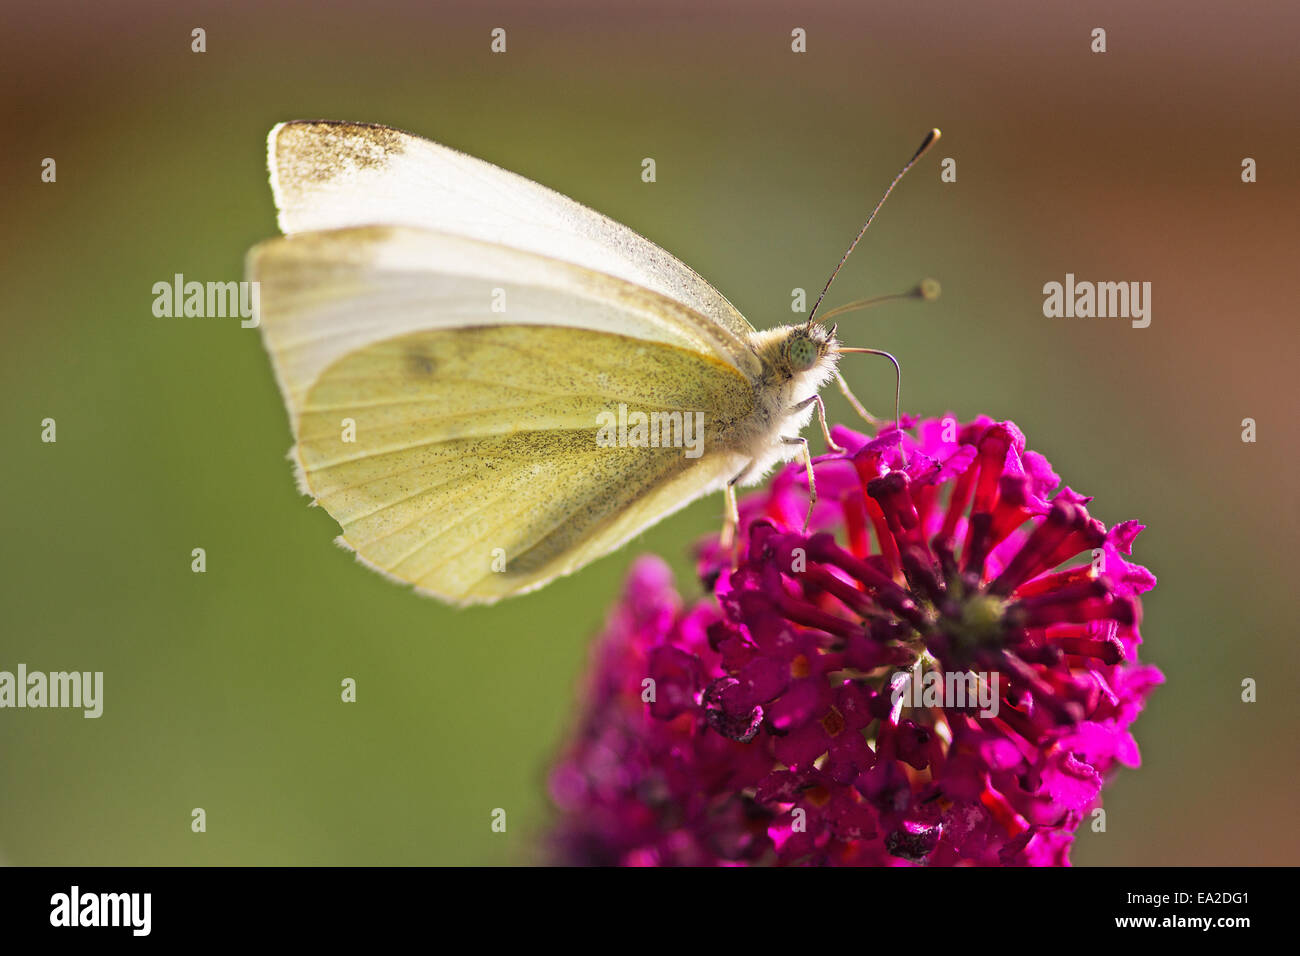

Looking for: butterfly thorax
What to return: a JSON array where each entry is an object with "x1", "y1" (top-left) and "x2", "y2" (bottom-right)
[{"x1": 721, "y1": 323, "x2": 840, "y2": 484}]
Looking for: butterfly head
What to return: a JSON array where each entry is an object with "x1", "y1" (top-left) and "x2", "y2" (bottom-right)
[{"x1": 779, "y1": 322, "x2": 837, "y2": 375}]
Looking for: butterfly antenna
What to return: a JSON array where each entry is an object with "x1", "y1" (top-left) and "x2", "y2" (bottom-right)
[
  {"x1": 816, "y1": 278, "x2": 941, "y2": 325},
  {"x1": 806, "y1": 128, "x2": 941, "y2": 329}
]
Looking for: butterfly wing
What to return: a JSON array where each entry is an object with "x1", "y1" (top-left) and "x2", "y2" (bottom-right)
[
  {"x1": 267, "y1": 120, "x2": 758, "y2": 344},
  {"x1": 249, "y1": 225, "x2": 756, "y2": 604}
]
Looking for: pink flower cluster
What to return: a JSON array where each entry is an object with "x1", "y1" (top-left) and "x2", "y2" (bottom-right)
[{"x1": 550, "y1": 416, "x2": 1161, "y2": 865}]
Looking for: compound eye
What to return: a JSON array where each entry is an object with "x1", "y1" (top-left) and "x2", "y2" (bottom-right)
[{"x1": 788, "y1": 337, "x2": 818, "y2": 371}]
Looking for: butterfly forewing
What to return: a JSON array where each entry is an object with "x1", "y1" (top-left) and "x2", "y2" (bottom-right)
[{"x1": 268, "y1": 120, "x2": 758, "y2": 343}]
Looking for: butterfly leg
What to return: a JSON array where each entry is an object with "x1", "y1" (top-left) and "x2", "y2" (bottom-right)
[
  {"x1": 782, "y1": 436, "x2": 818, "y2": 532},
  {"x1": 721, "y1": 461, "x2": 752, "y2": 567},
  {"x1": 835, "y1": 372, "x2": 885, "y2": 427},
  {"x1": 791, "y1": 393, "x2": 845, "y2": 453}
]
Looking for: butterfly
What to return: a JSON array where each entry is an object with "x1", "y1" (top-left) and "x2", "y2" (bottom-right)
[{"x1": 249, "y1": 120, "x2": 939, "y2": 605}]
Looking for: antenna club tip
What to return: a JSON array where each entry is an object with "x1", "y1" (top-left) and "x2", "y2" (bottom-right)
[
  {"x1": 918, "y1": 278, "x2": 941, "y2": 301},
  {"x1": 912, "y1": 128, "x2": 941, "y2": 161}
]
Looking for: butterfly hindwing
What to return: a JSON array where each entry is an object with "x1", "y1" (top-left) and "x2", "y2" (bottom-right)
[
  {"x1": 249, "y1": 225, "x2": 757, "y2": 603},
  {"x1": 296, "y1": 325, "x2": 752, "y2": 603}
]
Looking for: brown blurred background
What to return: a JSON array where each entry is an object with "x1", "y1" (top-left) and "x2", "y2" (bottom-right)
[{"x1": 2, "y1": 0, "x2": 1296, "y2": 865}]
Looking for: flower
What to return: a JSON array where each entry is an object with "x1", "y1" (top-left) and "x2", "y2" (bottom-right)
[{"x1": 549, "y1": 415, "x2": 1161, "y2": 865}]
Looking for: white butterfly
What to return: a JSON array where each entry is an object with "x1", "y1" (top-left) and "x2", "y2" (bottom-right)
[{"x1": 249, "y1": 121, "x2": 938, "y2": 604}]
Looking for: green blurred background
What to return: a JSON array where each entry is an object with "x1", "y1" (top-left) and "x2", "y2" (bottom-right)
[{"x1": 2, "y1": 0, "x2": 1296, "y2": 865}]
